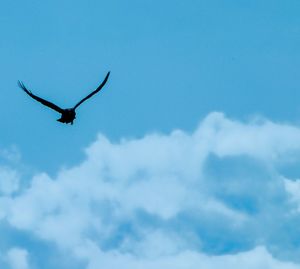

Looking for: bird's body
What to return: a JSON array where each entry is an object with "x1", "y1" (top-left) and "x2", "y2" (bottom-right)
[
  {"x1": 18, "y1": 72, "x2": 110, "y2": 125},
  {"x1": 57, "y1": 108, "x2": 76, "y2": 125}
]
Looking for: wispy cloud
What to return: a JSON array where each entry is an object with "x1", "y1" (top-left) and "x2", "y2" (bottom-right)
[
  {"x1": 1, "y1": 112, "x2": 300, "y2": 268},
  {"x1": 6, "y1": 248, "x2": 29, "y2": 269}
]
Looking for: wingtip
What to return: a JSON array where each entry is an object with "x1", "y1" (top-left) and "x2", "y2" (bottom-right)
[
  {"x1": 18, "y1": 80, "x2": 30, "y2": 94},
  {"x1": 17, "y1": 80, "x2": 24, "y2": 90},
  {"x1": 103, "y1": 71, "x2": 110, "y2": 82}
]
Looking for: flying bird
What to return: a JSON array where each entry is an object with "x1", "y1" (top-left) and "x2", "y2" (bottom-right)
[{"x1": 18, "y1": 71, "x2": 110, "y2": 125}]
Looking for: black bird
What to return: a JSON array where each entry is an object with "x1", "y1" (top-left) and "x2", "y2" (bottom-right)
[{"x1": 18, "y1": 72, "x2": 110, "y2": 125}]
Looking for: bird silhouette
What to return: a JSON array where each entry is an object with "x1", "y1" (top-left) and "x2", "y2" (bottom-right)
[{"x1": 18, "y1": 71, "x2": 110, "y2": 125}]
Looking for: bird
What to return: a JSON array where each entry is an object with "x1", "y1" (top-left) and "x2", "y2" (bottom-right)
[{"x1": 18, "y1": 71, "x2": 110, "y2": 125}]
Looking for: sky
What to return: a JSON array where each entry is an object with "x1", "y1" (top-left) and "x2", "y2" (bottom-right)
[{"x1": 1, "y1": 0, "x2": 300, "y2": 268}]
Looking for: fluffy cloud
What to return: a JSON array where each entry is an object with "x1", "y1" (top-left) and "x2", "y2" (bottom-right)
[{"x1": 2, "y1": 112, "x2": 300, "y2": 268}]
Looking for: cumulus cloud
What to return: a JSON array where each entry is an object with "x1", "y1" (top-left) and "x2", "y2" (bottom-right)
[{"x1": 2, "y1": 112, "x2": 300, "y2": 268}]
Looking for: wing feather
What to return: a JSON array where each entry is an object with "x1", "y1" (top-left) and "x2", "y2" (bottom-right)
[
  {"x1": 18, "y1": 81, "x2": 64, "y2": 113},
  {"x1": 73, "y1": 71, "x2": 110, "y2": 109}
]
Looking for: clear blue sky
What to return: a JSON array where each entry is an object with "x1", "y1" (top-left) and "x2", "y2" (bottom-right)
[{"x1": 1, "y1": 1, "x2": 300, "y2": 268}]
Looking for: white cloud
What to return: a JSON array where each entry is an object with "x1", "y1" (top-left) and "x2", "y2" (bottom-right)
[
  {"x1": 0, "y1": 166, "x2": 19, "y2": 195},
  {"x1": 6, "y1": 248, "x2": 29, "y2": 269},
  {"x1": 284, "y1": 178, "x2": 300, "y2": 212},
  {"x1": 196, "y1": 112, "x2": 300, "y2": 161},
  {"x1": 2, "y1": 112, "x2": 300, "y2": 268},
  {"x1": 0, "y1": 146, "x2": 21, "y2": 164},
  {"x1": 75, "y1": 243, "x2": 300, "y2": 269}
]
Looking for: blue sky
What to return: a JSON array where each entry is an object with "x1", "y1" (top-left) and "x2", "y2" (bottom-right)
[{"x1": 1, "y1": 0, "x2": 300, "y2": 268}]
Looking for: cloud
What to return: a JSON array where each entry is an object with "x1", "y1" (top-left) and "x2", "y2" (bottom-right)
[
  {"x1": 6, "y1": 248, "x2": 29, "y2": 269},
  {"x1": 0, "y1": 166, "x2": 20, "y2": 195},
  {"x1": 2, "y1": 112, "x2": 300, "y2": 268},
  {"x1": 0, "y1": 146, "x2": 21, "y2": 164},
  {"x1": 75, "y1": 244, "x2": 300, "y2": 269}
]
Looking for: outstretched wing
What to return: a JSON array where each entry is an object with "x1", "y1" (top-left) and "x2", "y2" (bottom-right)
[
  {"x1": 18, "y1": 81, "x2": 64, "y2": 113},
  {"x1": 73, "y1": 71, "x2": 110, "y2": 109}
]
